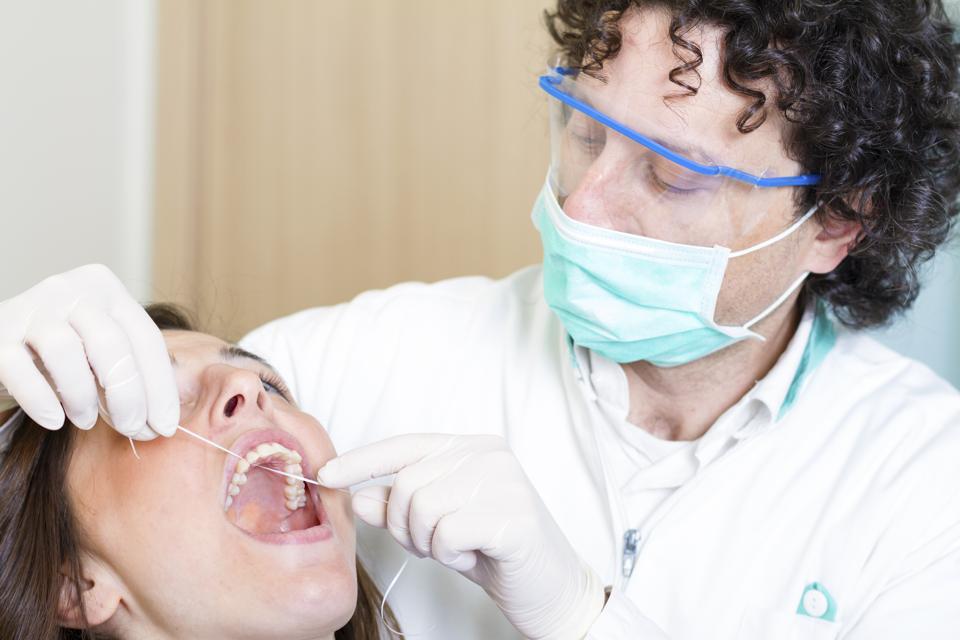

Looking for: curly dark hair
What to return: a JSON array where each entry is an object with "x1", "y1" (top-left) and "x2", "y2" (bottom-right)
[{"x1": 546, "y1": 0, "x2": 960, "y2": 328}]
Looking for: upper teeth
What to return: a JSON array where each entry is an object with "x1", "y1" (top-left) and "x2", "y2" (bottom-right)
[{"x1": 224, "y1": 442, "x2": 308, "y2": 512}]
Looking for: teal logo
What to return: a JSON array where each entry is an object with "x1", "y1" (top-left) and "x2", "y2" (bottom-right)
[{"x1": 796, "y1": 583, "x2": 837, "y2": 622}]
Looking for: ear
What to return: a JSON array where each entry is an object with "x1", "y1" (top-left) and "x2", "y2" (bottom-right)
[
  {"x1": 56, "y1": 555, "x2": 123, "y2": 629},
  {"x1": 803, "y1": 209, "x2": 862, "y2": 274}
]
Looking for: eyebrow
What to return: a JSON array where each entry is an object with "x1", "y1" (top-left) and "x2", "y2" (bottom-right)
[
  {"x1": 168, "y1": 346, "x2": 272, "y2": 369},
  {"x1": 573, "y1": 91, "x2": 720, "y2": 165},
  {"x1": 220, "y1": 345, "x2": 275, "y2": 372},
  {"x1": 651, "y1": 136, "x2": 717, "y2": 166}
]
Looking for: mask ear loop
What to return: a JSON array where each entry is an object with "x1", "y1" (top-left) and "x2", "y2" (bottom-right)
[
  {"x1": 728, "y1": 204, "x2": 819, "y2": 259},
  {"x1": 742, "y1": 271, "x2": 811, "y2": 331},
  {"x1": 726, "y1": 203, "x2": 820, "y2": 334}
]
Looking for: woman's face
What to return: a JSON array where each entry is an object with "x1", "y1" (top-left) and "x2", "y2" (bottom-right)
[{"x1": 66, "y1": 330, "x2": 356, "y2": 640}]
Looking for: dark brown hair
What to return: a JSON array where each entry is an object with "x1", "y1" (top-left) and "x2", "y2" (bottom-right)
[
  {"x1": 0, "y1": 304, "x2": 398, "y2": 639},
  {"x1": 546, "y1": 0, "x2": 960, "y2": 328}
]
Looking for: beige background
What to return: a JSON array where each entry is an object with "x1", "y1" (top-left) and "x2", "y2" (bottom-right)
[{"x1": 153, "y1": 0, "x2": 553, "y2": 339}]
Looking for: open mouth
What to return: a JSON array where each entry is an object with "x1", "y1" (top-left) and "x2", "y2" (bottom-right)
[{"x1": 222, "y1": 429, "x2": 331, "y2": 544}]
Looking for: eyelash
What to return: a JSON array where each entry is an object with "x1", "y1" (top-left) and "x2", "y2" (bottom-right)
[
  {"x1": 572, "y1": 128, "x2": 604, "y2": 152},
  {"x1": 258, "y1": 372, "x2": 290, "y2": 400},
  {"x1": 646, "y1": 165, "x2": 701, "y2": 197}
]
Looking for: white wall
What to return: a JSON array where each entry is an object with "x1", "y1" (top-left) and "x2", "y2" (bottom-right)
[
  {"x1": 871, "y1": 242, "x2": 960, "y2": 387},
  {"x1": 0, "y1": 0, "x2": 155, "y2": 301}
]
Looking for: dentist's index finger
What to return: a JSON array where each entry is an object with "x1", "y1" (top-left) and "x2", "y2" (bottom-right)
[
  {"x1": 316, "y1": 434, "x2": 456, "y2": 488},
  {"x1": 69, "y1": 305, "x2": 147, "y2": 438},
  {"x1": 110, "y1": 302, "x2": 180, "y2": 437}
]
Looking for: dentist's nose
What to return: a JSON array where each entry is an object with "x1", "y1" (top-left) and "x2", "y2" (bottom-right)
[
  {"x1": 562, "y1": 150, "x2": 641, "y2": 234},
  {"x1": 206, "y1": 365, "x2": 273, "y2": 430},
  {"x1": 563, "y1": 173, "x2": 616, "y2": 228}
]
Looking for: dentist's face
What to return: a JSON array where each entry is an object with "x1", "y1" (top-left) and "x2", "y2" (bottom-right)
[
  {"x1": 559, "y1": 7, "x2": 821, "y2": 328},
  {"x1": 67, "y1": 330, "x2": 356, "y2": 639}
]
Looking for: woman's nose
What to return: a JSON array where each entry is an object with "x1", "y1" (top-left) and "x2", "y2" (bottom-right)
[{"x1": 206, "y1": 366, "x2": 273, "y2": 430}]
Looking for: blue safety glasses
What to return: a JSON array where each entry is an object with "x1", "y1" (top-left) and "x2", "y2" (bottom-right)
[{"x1": 539, "y1": 67, "x2": 822, "y2": 188}]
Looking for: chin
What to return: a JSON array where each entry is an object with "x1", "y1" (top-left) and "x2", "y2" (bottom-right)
[{"x1": 265, "y1": 557, "x2": 359, "y2": 636}]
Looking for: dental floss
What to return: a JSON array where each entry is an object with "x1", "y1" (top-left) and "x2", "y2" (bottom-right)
[
  {"x1": 379, "y1": 557, "x2": 437, "y2": 637},
  {"x1": 175, "y1": 424, "x2": 327, "y2": 486},
  {"x1": 381, "y1": 558, "x2": 409, "y2": 636},
  {"x1": 128, "y1": 438, "x2": 141, "y2": 460},
  {"x1": 173, "y1": 424, "x2": 369, "y2": 501}
]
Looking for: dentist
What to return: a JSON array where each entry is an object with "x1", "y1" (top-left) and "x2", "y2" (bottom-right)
[{"x1": 3, "y1": 1, "x2": 960, "y2": 638}]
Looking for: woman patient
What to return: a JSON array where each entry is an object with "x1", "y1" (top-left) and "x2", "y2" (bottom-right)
[{"x1": 0, "y1": 305, "x2": 396, "y2": 639}]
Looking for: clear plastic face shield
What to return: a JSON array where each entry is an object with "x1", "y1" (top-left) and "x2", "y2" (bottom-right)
[{"x1": 540, "y1": 64, "x2": 822, "y2": 247}]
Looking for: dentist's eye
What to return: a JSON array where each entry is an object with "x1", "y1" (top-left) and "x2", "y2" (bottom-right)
[{"x1": 645, "y1": 164, "x2": 707, "y2": 198}]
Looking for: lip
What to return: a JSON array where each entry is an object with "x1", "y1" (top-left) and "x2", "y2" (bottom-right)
[{"x1": 220, "y1": 427, "x2": 334, "y2": 546}]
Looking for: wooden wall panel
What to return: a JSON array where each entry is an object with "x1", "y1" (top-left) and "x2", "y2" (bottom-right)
[{"x1": 153, "y1": 1, "x2": 552, "y2": 339}]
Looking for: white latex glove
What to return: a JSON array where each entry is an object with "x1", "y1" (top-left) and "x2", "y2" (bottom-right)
[
  {"x1": 0, "y1": 264, "x2": 178, "y2": 440},
  {"x1": 317, "y1": 434, "x2": 606, "y2": 640}
]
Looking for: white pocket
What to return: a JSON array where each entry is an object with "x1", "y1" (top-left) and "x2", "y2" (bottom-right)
[{"x1": 737, "y1": 608, "x2": 841, "y2": 640}]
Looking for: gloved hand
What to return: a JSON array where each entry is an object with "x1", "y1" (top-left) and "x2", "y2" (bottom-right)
[
  {"x1": 0, "y1": 264, "x2": 179, "y2": 440},
  {"x1": 317, "y1": 434, "x2": 606, "y2": 640}
]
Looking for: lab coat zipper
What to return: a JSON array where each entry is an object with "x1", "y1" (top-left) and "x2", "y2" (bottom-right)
[
  {"x1": 586, "y1": 406, "x2": 639, "y2": 592},
  {"x1": 568, "y1": 329, "x2": 720, "y2": 593},
  {"x1": 617, "y1": 434, "x2": 768, "y2": 602},
  {"x1": 571, "y1": 339, "x2": 637, "y2": 593},
  {"x1": 598, "y1": 422, "x2": 757, "y2": 593},
  {"x1": 622, "y1": 528, "x2": 641, "y2": 578}
]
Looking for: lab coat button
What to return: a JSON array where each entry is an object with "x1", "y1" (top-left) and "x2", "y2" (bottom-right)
[{"x1": 802, "y1": 589, "x2": 829, "y2": 618}]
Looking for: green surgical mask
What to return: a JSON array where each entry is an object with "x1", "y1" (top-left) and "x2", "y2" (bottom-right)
[{"x1": 533, "y1": 179, "x2": 816, "y2": 367}]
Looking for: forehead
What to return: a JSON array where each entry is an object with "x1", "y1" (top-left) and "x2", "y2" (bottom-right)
[
  {"x1": 162, "y1": 330, "x2": 229, "y2": 361},
  {"x1": 162, "y1": 330, "x2": 285, "y2": 386},
  {"x1": 583, "y1": 7, "x2": 796, "y2": 174}
]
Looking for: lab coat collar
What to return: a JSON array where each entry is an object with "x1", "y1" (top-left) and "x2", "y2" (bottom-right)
[{"x1": 746, "y1": 299, "x2": 837, "y2": 427}]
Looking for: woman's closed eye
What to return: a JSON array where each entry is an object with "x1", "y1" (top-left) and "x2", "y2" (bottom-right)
[{"x1": 258, "y1": 371, "x2": 293, "y2": 403}]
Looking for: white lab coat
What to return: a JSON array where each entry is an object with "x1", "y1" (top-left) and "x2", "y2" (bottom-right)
[{"x1": 241, "y1": 266, "x2": 960, "y2": 639}]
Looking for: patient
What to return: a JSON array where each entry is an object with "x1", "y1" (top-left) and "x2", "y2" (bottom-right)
[{"x1": 0, "y1": 305, "x2": 396, "y2": 639}]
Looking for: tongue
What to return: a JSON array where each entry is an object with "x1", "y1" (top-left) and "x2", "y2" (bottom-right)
[{"x1": 227, "y1": 467, "x2": 318, "y2": 534}]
